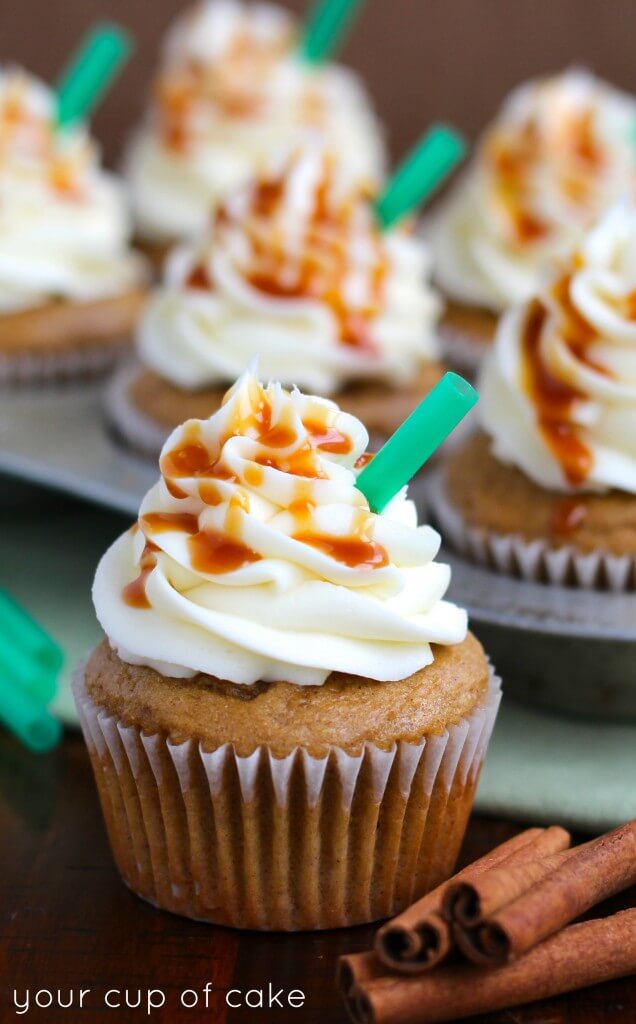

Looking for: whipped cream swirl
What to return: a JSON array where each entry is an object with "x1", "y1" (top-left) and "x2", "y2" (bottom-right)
[
  {"x1": 480, "y1": 203, "x2": 636, "y2": 493},
  {"x1": 94, "y1": 370, "x2": 466, "y2": 685},
  {"x1": 0, "y1": 68, "x2": 143, "y2": 314},
  {"x1": 431, "y1": 70, "x2": 636, "y2": 312},
  {"x1": 137, "y1": 149, "x2": 440, "y2": 395},
  {"x1": 125, "y1": 0, "x2": 385, "y2": 244}
]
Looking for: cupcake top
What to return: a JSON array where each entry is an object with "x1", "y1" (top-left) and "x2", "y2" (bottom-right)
[
  {"x1": 0, "y1": 67, "x2": 143, "y2": 315},
  {"x1": 125, "y1": 0, "x2": 385, "y2": 244},
  {"x1": 93, "y1": 368, "x2": 466, "y2": 686},
  {"x1": 137, "y1": 148, "x2": 441, "y2": 395},
  {"x1": 480, "y1": 203, "x2": 636, "y2": 494},
  {"x1": 431, "y1": 69, "x2": 636, "y2": 313}
]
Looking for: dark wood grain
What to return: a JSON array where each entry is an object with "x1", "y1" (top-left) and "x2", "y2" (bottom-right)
[{"x1": 1, "y1": 732, "x2": 634, "y2": 1023}]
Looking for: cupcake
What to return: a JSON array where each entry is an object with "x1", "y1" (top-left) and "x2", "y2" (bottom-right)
[
  {"x1": 432, "y1": 203, "x2": 636, "y2": 590},
  {"x1": 0, "y1": 68, "x2": 147, "y2": 385},
  {"x1": 125, "y1": 0, "x2": 385, "y2": 260},
  {"x1": 430, "y1": 69, "x2": 636, "y2": 373},
  {"x1": 107, "y1": 148, "x2": 444, "y2": 456},
  {"x1": 75, "y1": 368, "x2": 500, "y2": 930}
]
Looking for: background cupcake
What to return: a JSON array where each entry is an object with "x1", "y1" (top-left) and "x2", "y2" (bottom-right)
[
  {"x1": 108, "y1": 147, "x2": 443, "y2": 455},
  {"x1": 76, "y1": 367, "x2": 499, "y2": 930},
  {"x1": 430, "y1": 69, "x2": 636, "y2": 373},
  {"x1": 0, "y1": 66, "x2": 147, "y2": 385},
  {"x1": 432, "y1": 203, "x2": 636, "y2": 590},
  {"x1": 125, "y1": 0, "x2": 385, "y2": 260}
]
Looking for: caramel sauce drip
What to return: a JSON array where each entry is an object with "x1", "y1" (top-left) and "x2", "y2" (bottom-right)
[
  {"x1": 521, "y1": 296, "x2": 593, "y2": 486},
  {"x1": 354, "y1": 452, "x2": 374, "y2": 469},
  {"x1": 188, "y1": 529, "x2": 261, "y2": 574},
  {"x1": 186, "y1": 263, "x2": 213, "y2": 290},
  {"x1": 294, "y1": 531, "x2": 389, "y2": 569},
  {"x1": 490, "y1": 104, "x2": 604, "y2": 245},
  {"x1": 215, "y1": 156, "x2": 388, "y2": 351},
  {"x1": 122, "y1": 541, "x2": 160, "y2": 609},
  {"x1": 304, "y1": 418, "x2": 353, "y2": 455},
  {"x1": 550, "y1": 497, "x2": 588, "y2": 536},
  {"x1": 140, "y1": 512, "x2": 199, "y2": 535}
]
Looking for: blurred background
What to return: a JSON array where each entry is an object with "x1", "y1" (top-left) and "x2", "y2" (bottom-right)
[{"x1": 4, "y1": 0, "x2": 636, "y2": 163}]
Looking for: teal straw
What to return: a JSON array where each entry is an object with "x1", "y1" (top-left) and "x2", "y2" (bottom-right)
[
  {"x1": 0, "y1": 590, "x2": 63, "y2": 677},
  {"x1": 300, "y1": 0, "x2": 367, "y2": 64},
  {"x1": 0, "y1": 645, "x2": 57, "y2": 705},
  {"x1": 0, "y1": 683, "x2": 61, "y2": 754},
  {"x1": 57, "y1": 23, "x2": 133, "y2": 129},
  {"x1": 375, "y1": 125, "x2": 467, "y2": 231},
  {"x1": 356, "y1": 372, "x2": 478, "y2": 512}
]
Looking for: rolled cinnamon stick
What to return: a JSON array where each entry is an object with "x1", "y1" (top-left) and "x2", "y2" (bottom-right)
[
  {"x1": 375, "y1": 825, "x2": 570, "y2": 973},
  {"x1": 344, "y1": 908, "x2": 636, "y2": 1024},
  {"x1": 466, "y1": 820, "x2": 636, "y2": 966},
  {"x1": 338, "y1": 952, "x2": 386, "y2": 999},
  {"x1": 445, "y1": 847, "x2": 575, "y2": 930}
]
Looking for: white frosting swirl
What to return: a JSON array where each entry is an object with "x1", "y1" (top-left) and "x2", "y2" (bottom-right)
[
  {"x1": 480, "y1": 203, "x2": 636, "y2": 493},
  {"x1": 431, "y1": 69, "x2": 636, "y2": 312},
  {"x1": 125, "y1": 0, "x2": 385, "y2": 244},
  {"x1": 93, "y1": 369, "x2": 466, "y2": 685},
  {"x1": 0, "y1": 68, "x2": 143, "y2": 314},
  {"x1": 137, "y1": 149, "x2": 440, "y2": 394}
]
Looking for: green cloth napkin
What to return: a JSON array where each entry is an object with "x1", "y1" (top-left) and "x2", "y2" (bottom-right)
[{"x1": 1, "y1": 482, "x2": 634, "y2": 833}]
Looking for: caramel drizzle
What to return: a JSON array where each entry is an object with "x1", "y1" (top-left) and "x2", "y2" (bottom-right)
[
  {"x1": 123, "y1": 388, "x2": 386, "y2": 607},
  {"x1": 488, "y1": 103, "x2": 606, "y2": 245},
  {"x1": 186, "y1": 156, "x2": 388, "y2": 351},
  {"x1": 521, "y1": 269, "x2": 616, "y2": 486},
  {"x1": 155, "y1": 23, "x2": 295, "y2": 151}
]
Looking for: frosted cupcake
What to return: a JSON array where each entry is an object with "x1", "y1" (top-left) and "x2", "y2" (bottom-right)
[
  {"x1": 75, "y1": 368, "x2": 500, "y2": 930},
  {"x1": 430, "y1": 70, "x2": 636, "y2": 373},
  {"x1": 125, "y1": 0, "x2": 385, "y2": 258},
  {"x1": 0, "y1": 68, "x2": 147, "y2": 384},
  {"x1": 432, "y1": 204, "x2": 636, "y2": 590},
  {"x1": 108, "y1": 148, "x2": 443, "y2": 455}
]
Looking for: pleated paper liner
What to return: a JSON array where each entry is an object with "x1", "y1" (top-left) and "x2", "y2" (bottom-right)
[
  {"x1": 428, "y1": 472, "x2": 636, "y2": 591},
  {"x1": 73, "y1": 661, "x2": 501, "y2": 931},
  {"x1": 0, "y1": 337, "x2": 130, "y2": 388},
  {"x1": 105, "y1": 361, "x2": 168, "y2": 458}
]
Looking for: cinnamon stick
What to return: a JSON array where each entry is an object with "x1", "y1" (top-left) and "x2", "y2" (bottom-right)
[
  {"x1": 465, "y1": 820, "x2": 636, "y2": 966},
  {"x1": 342, "y1": 908, "x2": 636, "y2": 1024},
  {"x1": 445, "y1": 847, "x2": 575, "y2": 929},
  {"x1": 338, "y1": 952, "x2": 386, "y2": 999},
  {"x1": 375, "y1": 825, "x2": 570, "y2": 973}
]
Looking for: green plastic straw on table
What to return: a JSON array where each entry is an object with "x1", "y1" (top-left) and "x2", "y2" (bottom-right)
[
  {"x1": 356, "y1": 372, "x2": 478, "y2": 513},
  {"x1": 0, "y1": 590, "x2": 63, "y2": 678},
  {"x1": 0, "y1": 682, "x2": 62, "y2": 754},
  {"x1": 300, "y1": 0, "x2": 367, "y2": 64},
  {"x1": 57, "y1": 23, "x2": 132, "y2": 129},
  {"x1": 375, "y1": 125, "x2": 467, "y2": 231}
]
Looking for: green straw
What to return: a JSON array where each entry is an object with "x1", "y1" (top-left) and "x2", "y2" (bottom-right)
[
  {"x1": 57, "y1": 23, "x2": 133, "y2": 129},
  {"x1": 300, "y1": 0, "x2": 367, "y2": 64},
  {"x1": 0, "y1": 683, "x2": 62, "y2": 754},
  {"x1": 375, "y1": 125, "x2": 467, "y2": 231},
  {"x1": 0, "y1": 645, "x2": 57, "y2": 706},
  {"x1": 356, "y1": 372, "x2": 478, "y2": 512},
  {"x1": 0, "y1": 590, "x2": 63, "y2": 678}
]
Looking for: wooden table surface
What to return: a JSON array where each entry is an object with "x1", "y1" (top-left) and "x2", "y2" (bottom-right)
[{"x1": 1, "y1": 731, "x2": 634, "y2": 1024}]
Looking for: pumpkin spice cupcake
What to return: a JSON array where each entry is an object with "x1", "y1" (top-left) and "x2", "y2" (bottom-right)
[
  {"x1": 0, "y1": 67, "x2": 147, "y2": 385},
  {"x1": 429, "y1": 69, "x2": 636, "y2": 374},
  {"x1": 125, "y1": 0, "x2": 385, "y2": 260},
  {"x1": 431, "y1": 204, "x2": 636, "y2": 590},
  {"x1": 107, "y1": 148, "x2": 444, "y2": 456},
  {"x1": 75, "y1": 368, "x2": 500, "y2": 931}
]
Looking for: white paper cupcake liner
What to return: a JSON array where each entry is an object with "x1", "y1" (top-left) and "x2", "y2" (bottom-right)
[
  {"x1": 72, "y1": 659, "x2": 500, "y2": 931},
  {"x1": 104, "y1": 361, "x2": 168, "y2": 458},
  {"x1": 428, "y1": 471, "x2": 636, "y2": 591},
  {"x1": 0, "y1": 338, "x2": 130, "y2": 388}
]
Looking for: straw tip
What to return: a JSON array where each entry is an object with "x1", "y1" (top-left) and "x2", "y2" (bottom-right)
[{"x1": 443, "y1": 371, "x2": 479, "y2": 405}]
